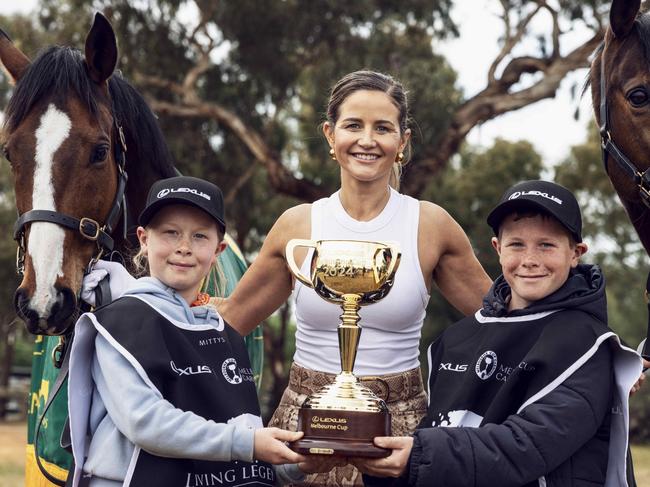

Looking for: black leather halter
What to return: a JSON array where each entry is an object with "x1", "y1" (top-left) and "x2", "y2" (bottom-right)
[
  {"x1": 599, "y1": 55, "x2": 650, "y2": 361},
  {"x1": 13, "y1": 110, "x2": 129, "y2": 275},
  {"x1": 598, "y1": 56, "x2": 650, "y2": 207}
]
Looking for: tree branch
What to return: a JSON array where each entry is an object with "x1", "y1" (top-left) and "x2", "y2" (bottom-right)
[
  {"x1": 224, "y1": 163, "x2": 257, "y2": 205},
  {"x1": 542, "y1": 2, "x2": 561, "y2": 58},
  {"x1": 182, "y1": 50, "x2": 211, "y2": 104},
  {"x1": 145, "y1": 97, "x2": 327, "y2": 201},
  {"x1": 488, "y1": 2, "x2": 542, "y2": 83},
  {"x1": 134, "y1": 73, "x2": 185, "y2": 96},
  {"x1": 403, "y1": 29, "x2": 604, "y2": 197},
  {"x1": 191, "y1": 1, "x2": 219, "y2": 43}
]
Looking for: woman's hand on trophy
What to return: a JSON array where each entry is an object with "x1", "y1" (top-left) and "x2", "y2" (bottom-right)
[
  {"x1": 298, "y1": 455, "x2": 347, "y2": 474},
  {"x1": 350, "y1": 436, "x2": 413, "y2": 478},
  {"x1": 253, "y1": 428, "x2": 306, "y2": 464}
]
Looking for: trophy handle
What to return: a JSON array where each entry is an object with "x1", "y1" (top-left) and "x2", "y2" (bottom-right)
[
  {"x1": 373, "y1": 243, "x2": 401, "y2": 284},
  {"x1": 385, "y1": 243, "x2": 400, "y2": 279},
  {"x1": 286, "y1": 239, "x2": 317, "y2": 287}
]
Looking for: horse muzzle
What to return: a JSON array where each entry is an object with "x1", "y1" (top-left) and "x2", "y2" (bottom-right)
[{"x1": 14, "y1": 285, "x2": 77, "y2": 335}]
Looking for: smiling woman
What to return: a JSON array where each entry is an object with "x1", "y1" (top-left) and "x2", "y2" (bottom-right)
[
  {"x1": 213, "y1": 70, "x2": 493, "y2": 486},
  {"x1": 322, "y1": 75, "x2": 411, "y2": 193},
  {"x1": 324, "y1": 89, "x2": 407, "y2": 190}
]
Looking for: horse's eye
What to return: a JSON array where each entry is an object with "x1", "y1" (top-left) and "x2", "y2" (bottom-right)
[
  {"x1": 627, "y1": 88, "x2": 649, "y2": 107},
  {"x1": 91, "y1": 144, "x2": 109, "y2": 164},
  {"x1": 1, "y1": 145, "x2": 10, "y2": 163}
]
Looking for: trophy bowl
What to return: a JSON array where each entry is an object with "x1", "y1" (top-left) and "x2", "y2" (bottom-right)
[{"x1": 285, "y1": 239, "x2": 401, "y2": 457}]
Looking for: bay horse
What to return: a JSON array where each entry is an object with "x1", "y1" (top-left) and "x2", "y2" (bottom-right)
[
  {"x1": 0, "y1": 13, "x2": 177, "y2": 335},
  {"x1": 590, "y1": 5, "x2": 650, "y2": 482},
  {"x1": 589, "y1": 0, "x2": 650, "y2": 255},
  {"x1": 0, "y1": 13, "x2": 181, "y2": 485}
]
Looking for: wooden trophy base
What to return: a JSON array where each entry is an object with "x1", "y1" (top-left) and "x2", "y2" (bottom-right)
[{"x1": 290, "y1": 408, "x2": 391, "y2": 458}]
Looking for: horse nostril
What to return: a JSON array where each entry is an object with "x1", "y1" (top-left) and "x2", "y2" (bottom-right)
[
  {"x1": 49, "y1": 287, "x2": 77, "y2": 326},
  {"x1": 14, "y1": 288, "x2": 28, "y2": 316},
  {"x1": 14, "y1": 288, "x2": 39, "y2": 332}
]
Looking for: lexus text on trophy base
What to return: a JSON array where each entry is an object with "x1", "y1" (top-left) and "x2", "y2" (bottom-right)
[{"x1": 285, "y1": 239, "x2": 401, "y2": 458}]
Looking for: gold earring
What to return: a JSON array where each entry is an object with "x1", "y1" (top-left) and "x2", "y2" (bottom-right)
[
  {"x1": 397, "y1": 152, "x2": 404, "y2": 164},
  {"x1": 329, "y1": 148, "x2": 337, "y2": 160}
]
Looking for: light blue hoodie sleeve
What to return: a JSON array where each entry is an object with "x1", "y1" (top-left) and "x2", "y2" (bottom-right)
[{"x1": 92, "y1": 332, "x2": 255, "y2": 462}]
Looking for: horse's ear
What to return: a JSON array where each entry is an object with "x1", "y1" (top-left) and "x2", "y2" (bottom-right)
[
  {"x1": 0, "y1": 28, "x2": 30, "y2": 84},
  {"x1": 610, "y1": 0, "x2": 641, "y2": 38},
  {"x1": 84, "y1": 12, "x2": 118, "y2": 84}
]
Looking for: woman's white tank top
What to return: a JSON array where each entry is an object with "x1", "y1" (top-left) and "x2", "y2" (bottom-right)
[{"x1": 292, "y1": 188, "x2": 430, "y2": 375}]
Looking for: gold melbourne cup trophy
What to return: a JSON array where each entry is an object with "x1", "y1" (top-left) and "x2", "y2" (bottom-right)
[{"x1": 285, "y1": 239, "x2": 401, "y2": 457}]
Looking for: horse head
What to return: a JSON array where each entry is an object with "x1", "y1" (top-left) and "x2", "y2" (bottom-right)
[
  {"x1": 590, "y1": 0, "x2": 650, "y2": 253},
  {"x1": 0, "y1": 14, "x2": 135, "y2": 334}
]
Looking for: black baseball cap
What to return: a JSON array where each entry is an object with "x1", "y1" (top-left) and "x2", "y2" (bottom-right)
[
  {"x1": 487, "y1": 180, "x2": 582, "y2": 242},
  {"x1": 139, "y1": 176, "x2": 226, "y2": 232}
]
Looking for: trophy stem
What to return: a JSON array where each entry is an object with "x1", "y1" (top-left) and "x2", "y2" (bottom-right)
[{"x1": 339, "y1": 294, "x2": 362, "y2": 374}]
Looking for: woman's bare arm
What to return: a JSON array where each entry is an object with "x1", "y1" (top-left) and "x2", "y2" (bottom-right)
[
  {"x1": 419, "y1": 202, "x2": 492, "y2": 316},
  {"x1": 218, "y1": 205, "x2": 311, "y2": 335}
]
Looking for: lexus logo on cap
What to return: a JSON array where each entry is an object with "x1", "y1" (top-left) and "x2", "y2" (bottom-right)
[
  {"x1": 157, "y1": 187, "x2": 211, "y2": 200},
  {"x1": 508, "y1": 190, "x2": 562, "y2": 205}
]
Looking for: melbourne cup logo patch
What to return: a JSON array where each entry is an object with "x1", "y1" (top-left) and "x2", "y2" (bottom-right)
[
  {"x1": 475, "y1": 351, "x2": 498, "y2": 380},
  {"x1": 220, "y1": 358, "x2": 256, "y2": 385},
  {"x1": 157, "y1": 187, "x2": 211, "y2": 200},
  {"x1": 222, "y1": 358, "x2": 242, "y2": 384},
  {"x1": 508, "y1": 190, "x2": 562, "y2": 205}
]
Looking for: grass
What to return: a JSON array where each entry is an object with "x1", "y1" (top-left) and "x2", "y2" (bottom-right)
[
  {"x1": 0, "y1": 421, "x2": 26, "y2": 487},
  {"x1": 0, "y1": 421, "x2": 649, "y2": 485},
  {"x1": 633, "y1": 443, "x2": 650, "y2": 486}
]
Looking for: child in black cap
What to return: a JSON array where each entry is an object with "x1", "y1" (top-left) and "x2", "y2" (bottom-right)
[
  {"x1": 355, "y1": 180, "x2": 642, "y2": 487},
  {"x1": 67, "y1": 176, "x2": 332, "y2": 487}
]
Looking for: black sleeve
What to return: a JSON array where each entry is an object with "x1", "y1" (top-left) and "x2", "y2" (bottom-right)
[
  {"x1": 362, "y1": 449, "x2": 415, "y2": 487},
  {"x1": 362, "y1": 474, "x2": 409, "y2": 487},
  {"x1": 406, "y1": 344, "x2": 613, "y2": 487}
]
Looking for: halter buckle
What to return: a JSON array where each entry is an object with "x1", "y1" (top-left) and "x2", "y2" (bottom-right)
[{"x1": 79, "y1": 217, "x2": 100, "y2": 241}]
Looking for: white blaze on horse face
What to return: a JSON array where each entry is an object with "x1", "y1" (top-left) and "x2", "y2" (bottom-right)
[{"x1": 28, "y1": 104, "x2": 71, "y2": 317}]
